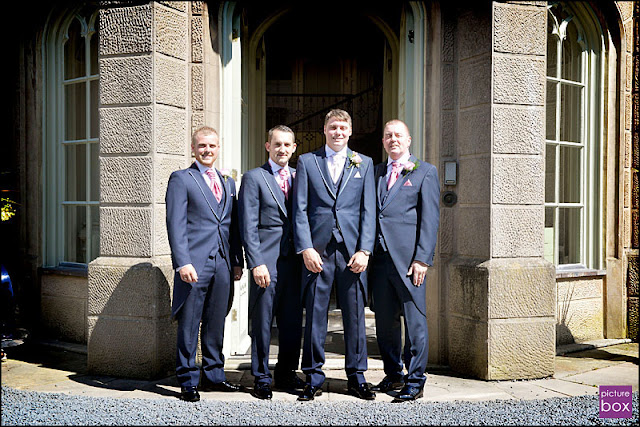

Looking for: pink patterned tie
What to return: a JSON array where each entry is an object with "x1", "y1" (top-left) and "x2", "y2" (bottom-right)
[
  {"x1": 279, "y1": 167, "x2": 290, "y2": 200},
  {"x1": 206, "y1": 169, "x2": 222, "y2": 203},
  {"x1": 387, "y1": 161, "x2": 402, "y2": 190}
]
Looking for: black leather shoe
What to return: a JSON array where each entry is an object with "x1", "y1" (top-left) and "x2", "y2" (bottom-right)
[
  {"x1": 251, "y1": 383, "x2": 273, "y2": 400},
  {"x1": 297, "y1": 384, "x2": 323, "y2": 401},
  {"x1": 347, "y1": 381, "x2": 376, "y2": 400},
  {"x1": 200, "y1": 380, "x2": 243, "y2": 392},
  {"x1": 371, "y1": 376, "x2": 404, "y2": 392},
  {"x1": 393, "y1": 384, "x2": 424, "y2": 402},
  {"x1": 179, "y1": 386, "x2": 200, "y2": 402},
  {"x1": 274, "y1": 372, "x2": 306, "y2": 390}
]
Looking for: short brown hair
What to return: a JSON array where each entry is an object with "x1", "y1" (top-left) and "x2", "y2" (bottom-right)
[
  {"x1": 324, "y1": 109, "x2": 352, "y2": 128},
  {"x1": 268, "y1": 125, "x2": 295, "y2": 142}
]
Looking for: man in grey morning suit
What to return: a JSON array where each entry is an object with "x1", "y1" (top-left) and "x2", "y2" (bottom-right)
[
  {"x1": 238, "y1": 125, "x2": 305, "y2": 400},
  {"x1": 369, "y1": 119, "x2": 440, "y2": 402},
  {"x1": 292, "y1": 109, "x2": 377, "y2": 401},
  {"x1": 166, "y1": 126, "x2": 244, "y2": 402}
]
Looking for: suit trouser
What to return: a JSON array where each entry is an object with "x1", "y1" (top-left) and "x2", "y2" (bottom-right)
[
  {"x1": 175, "y1": 253, "x2": 230, "y2": 387},
  {"x1": 371, "y1": 250, "x2": 428, "y2": 388},
  {"x1": 251, "y1": 254, "x2": 303, "y2": 385},
  {"x1": 301, "y1": 238, "x2": 368, "y2": 387}
]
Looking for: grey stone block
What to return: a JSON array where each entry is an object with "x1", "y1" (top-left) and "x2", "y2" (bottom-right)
[
  {"x1": 100, "y1": 207, "x2": 153, "y2": 257},
  {"x1": 99, "y1": 56, "x2": 153, "y2": 105},
  {"x1": 155, "y1": 55, "x2": 187, "y2": 109},
  {"x1": 459, "y1": 56, "x2": 491, "y2": 108},
  {"x1": 88, "y1": 259, "x2": 172, "y2": 318},
  {"x1": 100, "y1": 157, "x2": 153, "y2": 204},
  {"x1": 493, "y1": 3, "x2": 546, "y2": 56},
  {"x1": 41, "y1": 295, "x2": 87, "y2": 344},
  {"x1": 493, "y1": 55, "x2": 546, "y2": 105},
  {"x1": 458, "y1": 156, "x2": 490, "y2": 205},
  {"x1": 488, "y1": 319, "x2": 555, "y2": 379},
  {"x1": 492, "y1": 207, "x2": 544, "y2": 258},
  {"x1": 493, "y1": 106, "x2": 545, "y2": 154},
  {"x1": 457, "y1": 207, "x2": 490, "y2": 258},
  {"x1": 100, "y1": 107, "x2": 153, "y2": 154},
  {"x1": 458, "y1": 10, "x2": 491, "y2": 61},
  {"x1": 155, "y1": 107, "x2": 188, "y2": 155},
  {"x1": 154, "y1": 4, "x2": 188, "y2": 61},
  {"x1": 458, "y1": 106, "x2": 491, "y2": 156},
  {"x1": 492, "y1": 156, "x2": 544, "y2": 205},
  {"x1": 99, "y1": 5, "x2": 152, "y2": 56},
  {"x1": 486, "y1": 258, "x2": 555, "y2": 319},
  {"x1": 87, "y1": 315, "x2": 175, "y2": 380}
]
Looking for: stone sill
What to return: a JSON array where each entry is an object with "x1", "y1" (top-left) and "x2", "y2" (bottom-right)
[
  {"x1": 555, "y1": 267, "x2": 606, "y2": 280},
  {"x1": 41, "y1": 264, "x2": 88, "y2": 278}
]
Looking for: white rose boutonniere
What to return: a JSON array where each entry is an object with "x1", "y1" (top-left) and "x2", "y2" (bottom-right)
[
  {"x1": 348, "y1": 152, "x2": 363, "y2": 169},
  {"x1": 220, "y1": 168, "x2": 231, "y2": 182}
]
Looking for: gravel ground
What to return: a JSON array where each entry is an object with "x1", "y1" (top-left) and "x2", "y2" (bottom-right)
[{"x1": 1, "y1": 387, "x2": 638, "y2": 426}]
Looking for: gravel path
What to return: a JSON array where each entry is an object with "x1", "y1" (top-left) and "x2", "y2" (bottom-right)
[{"x1": 1, "y1": 387, "x2": 638, "y2": 426}]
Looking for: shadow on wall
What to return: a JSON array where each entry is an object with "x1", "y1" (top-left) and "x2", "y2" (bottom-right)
[{"x1": 87, "y1": 261, "x2": 176, "y2": 380}]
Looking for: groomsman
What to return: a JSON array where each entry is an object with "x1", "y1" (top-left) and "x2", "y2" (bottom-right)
[
  {"x1": 369, "y1": 119, "x2": 440, "y2": 402},
  {"x1": 293, "y1": 109, "x2": 377, "y2": 401},
  {"x1": 166, "y1": 126, "x2": 244, "y2": 402},
  {"x1": 238, "y1": 125, "x2": 305, "y2": 400}
]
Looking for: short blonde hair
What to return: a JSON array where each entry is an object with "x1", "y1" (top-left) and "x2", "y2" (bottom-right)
[{"x1": 191, "y1": 126, "x2": 219, "y2": 146}]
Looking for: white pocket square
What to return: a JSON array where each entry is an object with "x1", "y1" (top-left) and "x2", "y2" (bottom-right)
[{"x1": 354, "y1": 171, "x2": 362, "y2": 178}]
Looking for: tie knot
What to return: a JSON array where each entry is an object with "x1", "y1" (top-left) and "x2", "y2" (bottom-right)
[
  {"x1": 206, "y1": 168, "x2": 216, "y2": 179},
  {"x1": 391, "y1": 161, "x2": 402, "y2": 172},
  {"x1": 279, "y1": 167, "x2": 289, "y2": 180}
]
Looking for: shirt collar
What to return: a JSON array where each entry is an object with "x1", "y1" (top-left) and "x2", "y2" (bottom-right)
[
  {"x1": 195, "y1": 160, "x2": 214, "y2": 174},
  {"x1": 268, "y1": 158, "x2": 289, "y2": 175},
  {"x1": 387, "y1": 152, "x2": 411, "y2": 167},
  {"x1": 325, "y1": 145, "x2": 347, "y2": 158}
]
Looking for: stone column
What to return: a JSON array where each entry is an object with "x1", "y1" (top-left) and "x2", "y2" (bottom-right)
[
  {"x1": 447, "y1": 1, "x2": 555, "y2": 380},
  {"x1": 88, "y1": 2, "x2": 191, "y2": 379}
]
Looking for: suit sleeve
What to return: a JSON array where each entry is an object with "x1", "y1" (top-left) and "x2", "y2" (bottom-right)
[
  {"x1": 165, "y1": 171, "x2": 190, "y2": 269},
  {"x1": 292, "y1": 156, "x2": 313, "y2": 253},
  {"x1": 414, "y1": 165, "x2": 440, "y2": 266},
  {"x1": 238, "y1": 172, "x2": 263, "y2": 269},
  {"x1": 229, "y1": 179, "x2": 244, "y2": 268},
  {"x1": 357, "y1": 158, "x2": 376, "y2": 253}
]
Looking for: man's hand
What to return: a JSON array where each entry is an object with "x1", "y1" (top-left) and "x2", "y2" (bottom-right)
[
  {"x1": 407, "y1": 261, "x2": 429, "y2": 287},
  {"x1": 179, "y1": 264, "x2": 198, "y2": 283},
  {"x1": 347, "y1": 251, "x2": 370, "y2": 274},
  {"x1": 302, "y1": 248, "x2": 323, "y2": 273},
  {"x1": 233, "y1": 266, "x2": 243, "y2": 281},
  {"x1": 252, "y1": 265, "x2": 270, "y2": 288}
]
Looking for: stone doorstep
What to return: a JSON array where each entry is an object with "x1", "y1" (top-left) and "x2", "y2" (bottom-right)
[{"x1": 556, "y1": 338, "x2": 633, "y2": 356}]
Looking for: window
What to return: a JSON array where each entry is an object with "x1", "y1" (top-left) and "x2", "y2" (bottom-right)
[
  {"x1": 44, "y1": 7, "x2": 99, "y2": 267},
  {"x1": 544, "y1": 2, "x2": 603, "y2": 269}
]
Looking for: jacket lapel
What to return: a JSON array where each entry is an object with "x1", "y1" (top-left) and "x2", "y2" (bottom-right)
[
  {"x1": 337, "y1": 149, "x2": 355, "y2": 196},
  {"x1": 259, "y1": 163, "x2": 287, "y2": 216},
  {"x1": 313, "y1": 149, "x2": 336, "y2": 199},
  {"x1": 217, "y1": 169, "x2": 231, "y2": 217},
  {"x1": 381, "y1": 155, "x2": 419, "y2": 211},
  {"x1": 375, "y1": 163, "x2": 387, "y2": 210},
  {"x1": 187, "y1": 164, "x2": 221, "y2": 222}
]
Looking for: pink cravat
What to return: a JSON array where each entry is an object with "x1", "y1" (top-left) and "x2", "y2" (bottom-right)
[
  {"x1": 387, "y1": 161, "x2": 402, "y2": 190},
  {"x1": 279, "y1": 167, "x2": 290, "y2": 199},
  {"x1": 206, "y1": 169, "x2": 222, "y2": 203}
]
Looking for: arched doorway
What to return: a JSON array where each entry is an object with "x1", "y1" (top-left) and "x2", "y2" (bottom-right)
[{"x1": 243, "y1": 3, "x2": 404, "y2": 170}]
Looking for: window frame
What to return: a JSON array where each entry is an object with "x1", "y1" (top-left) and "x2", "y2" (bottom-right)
[
  {"x1": 43, "y1": 7, "x2": 100, "y2": 268},
  {"x1": 545, "y1": 2, "x2": 605, "y2": 271}
]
